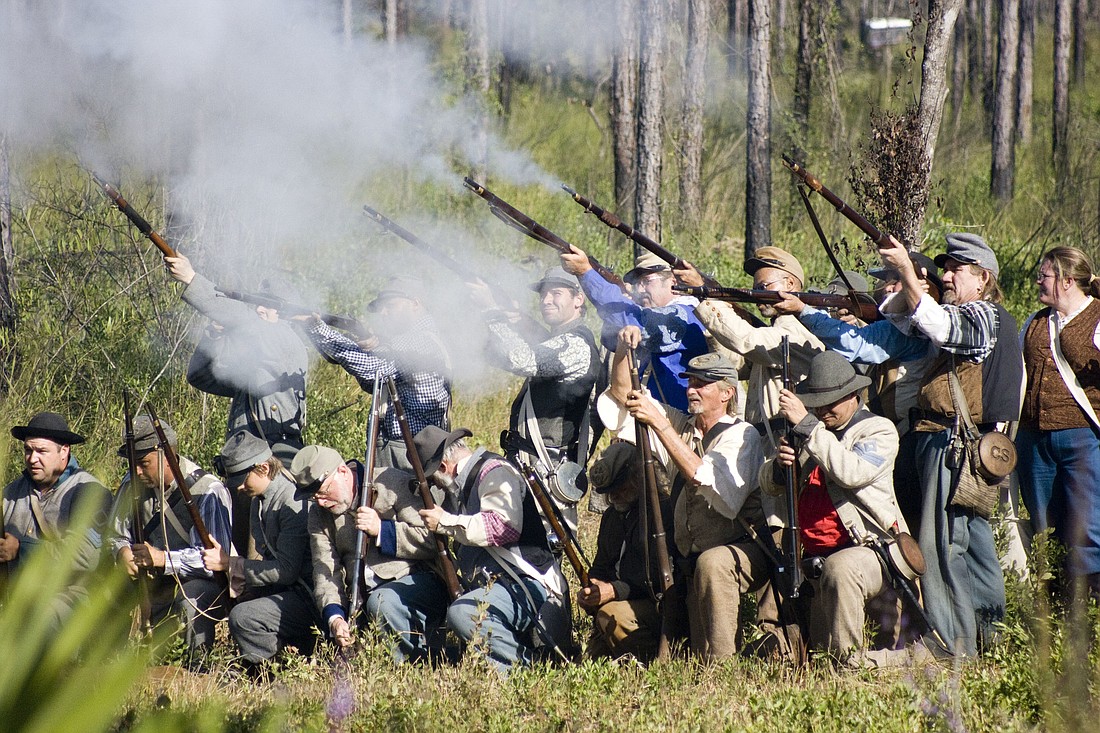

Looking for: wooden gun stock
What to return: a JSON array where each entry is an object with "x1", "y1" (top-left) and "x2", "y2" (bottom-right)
[{"x1": 780, "y1": 156, "x2": 893, "y2": 250}]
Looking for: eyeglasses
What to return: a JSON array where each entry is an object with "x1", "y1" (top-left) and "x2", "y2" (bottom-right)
[
  {"x1": 1036, "y1": 272, "x2": 1057, "y2": 283},
  {"x1": 755, "y1": 277, "x2": 789, "y2": 291}
]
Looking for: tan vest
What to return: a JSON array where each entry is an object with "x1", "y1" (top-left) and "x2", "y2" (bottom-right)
[{"x1": 1022, "y1": 301, "x2": 1100, "y2": 430}]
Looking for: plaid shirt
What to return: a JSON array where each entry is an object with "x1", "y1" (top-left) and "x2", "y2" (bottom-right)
[
  {"x1": 906, "y1": 294, "x2": 1000, "y2": 363},
  {"x1": 307, "y1": 318, "x2": 451, "y2": 441}
]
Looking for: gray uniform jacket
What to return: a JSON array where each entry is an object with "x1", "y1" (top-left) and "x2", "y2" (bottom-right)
[
  {"x1": 233, "y1": 472, "x2": 311, "y2": 593},
  {"x1": 309, "y1": 465, "x2": 437, "y2": 617},
  {"x1": 2, "y1": 461, "x2": 110, "y2": 573},
  {"x1": 759, "y1": 407, "x2": 907, "y2": 541},
  {"x1": 183, "y1": 272, "x2": 308, "y2": 446}
]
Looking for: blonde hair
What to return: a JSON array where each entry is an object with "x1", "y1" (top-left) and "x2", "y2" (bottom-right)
[{"x1": 1042, "y1": 246, "x2": 1100, "y2": 298}]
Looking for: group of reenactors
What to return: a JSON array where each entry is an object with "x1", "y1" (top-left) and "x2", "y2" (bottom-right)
[{"x1": 4, "y1": 225, "x2": 1099, "y2": 674}]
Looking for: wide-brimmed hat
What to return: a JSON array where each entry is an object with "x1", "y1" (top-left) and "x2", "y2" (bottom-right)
[
  {"x1": 409, "y1": 425, "x2": 473, "y2": 478},
  {"x1": 368, "y1": 276, "x2": 423, "y2": 312},
  {"x1": 214, "y1": 431, "x2": 273, "y2": 489},
  {"x1": 744, "y1": 246, "x2": 805, "y2": 289},
  {"x1": 588, "y1": 442, "x2": 637, "y2": 494},
  {"x1": 680, "y1": 352, "x2": 740, "y2": 387},
  {"x1": 623, "y1": 252, "x2": 672, "y2": 284},
  {"x1": 529, "y1": 266, "x2": 580, "y2": 293},
  {"x1": 935, "y1": 232, "x2": 999, "y2": 278},
  {"x1": 290, "y1": 444, "x2": 345, "y2": 499},
  {"x1": 11, "y1": 412, "x2": 85, "y2": 445},
  {"x1": 796, "y1": 351, "x2": 871, "y2": 408},
  {"x1": 116, "y1": 414, "x2": 176, "y2": 458}
]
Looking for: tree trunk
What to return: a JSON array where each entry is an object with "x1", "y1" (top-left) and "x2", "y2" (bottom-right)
[
  {"x1": 745, "y1": 0, "x2": 771, "y2": 261},
  {"x1": 910, "y1": 0, "x2": 965, "y2": 243},
  {"x1": 611, "y1": 0, "x2": 639, "y2": 224},
  {"x1": 384, "y1": 0, "x2": 399, "y2": 45},
  {"x1": 464, "y1": 0, "x2": 490, "y2": 182},
  {"x1": 0, "y1": 134, "x2": 15, "y2": 341},
  {"x1": 1054, "y1": 0, "x2": 1072, "y2": 182},
  {"x1": 1016, "y1": 0, "x2": 1035, "y2": 144},
  {"x1": 981, "y1": 0, "x2": 995, "y2": 121},
  {"x1": 951, "y1": 10, "x2": 967, "y2": 130},
  {"x1": 774, "y1": 0, "x2": 788, "y2": 57},
  {"x1": 634, "y1": 0, "x2": 666, "y2": 244},
  {"x1": 679, "y1": 0, "x2": 710, "y2": 226},
  {"x1": 727, "y1": 0, "x2": 746, "y2": 76},
  {"x1": 793, "y1": 0, "x2": 818, "y2": 141},
  {"x1": 990, "y1": 0, "x2": 1020, "y2": 200},
  {"x1": 342, "y1": 0, "x2": 353, "y2": 44},
  {"x1": 1073, "y1": 0, "x2": 1087, "y2": 85},
  {"x1": 966, "y1": 0, "x2": 982, "y2": 101}
]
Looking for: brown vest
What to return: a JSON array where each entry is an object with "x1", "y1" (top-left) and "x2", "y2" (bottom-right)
[
  {"x1": 1022, "y1": 300, "x2": 1100, "y2": 430},
  {"x1": 916, "y1": 354, "x2": 984, "y2": 428}
]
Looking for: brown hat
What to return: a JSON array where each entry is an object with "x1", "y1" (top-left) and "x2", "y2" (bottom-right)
[
  {"x1": 624, "y1": 252, "x2": 672, "y2": 284},
  {"x1": 116, "y1": 414, "x2": 176, "y2": 458},
  {"x1": 588, "y1": 442, "x2": 638, "y2": 494},
  {"x1": 408, "y1": 425, "x2": 473, "y2": 478},
  {"x1": 11, "y1": 412, "x2": 85, "y2": 445},
  {"x1": 744, "y1": 246, "x2": 805, "y2": 289},
  {"x1": 290, "y1": 445, "x2": 345, "y2": 499}
]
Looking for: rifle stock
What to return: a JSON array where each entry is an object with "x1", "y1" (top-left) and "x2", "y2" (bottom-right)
[
  {"x1": 463, "y1": 178, "x2": 626, "y2": 290},
  {"x1": 521, "y1": 466, "x2": 589, "y2": 587},
  {"x1": 627, "y1": 349, "x2": 675, "y2": 659},
  {"x1": 674, "y1": 285, "x2": 880, "y2": 323},
  {"x1": 563, "y1": 186, "x2": 766, "y2": 329},
  {"x1": 144, "y1": 404, "x2": 216, "y2": 551},
  {"x1": 385, "y1": 378, "x2": 463, "y2": 601},
  {"x1": 92, "y1": 173, "x2": 177, "y2": 257},
  {"x1": 347, "y1": 379, "x2": 383, "y2": 618},
  {"x1": 780, "y1": 156, "x2": 894, "y2": 249}
]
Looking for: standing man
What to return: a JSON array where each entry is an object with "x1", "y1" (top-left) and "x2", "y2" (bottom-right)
[
  {"x1": 201, "y1": 432, "x2": 315, "y2": 672},
  {"x1": 579, "y1": 442, "x2": 672, "y2": 663},
  {"x1": 107, "y1": 415, "x2": 233, "y2": 659},
  {"x1": 760, "y1": 351, "x2": 908, "y2": 663},
  {"x1": 878, "y1": 232, "x2": 1024, "y2": 656},
  {"x1": 291, "y1": 445, "x2": 445, "y2": 662},
  {"x1": 561, "y1": 247, "x2": 709, "y2": 413},
  {"x1": 1, "y1": 412, "x2": 111, "y2": 624},
  {"x1": 301, "y1": 278, "x2": 451, "y2": 469},
  {"x1": 472, "y1": 266, "x2": 599, "y2": 527},
  {"x1": 165, "y1": 252, "x2": 308, "y2": 556},
  {"x1": 412, "y1": 426, "x2": 568, "y2": 672},
  {"x1": 598, "y1": 328, "x2": 767, "y2": 660}
]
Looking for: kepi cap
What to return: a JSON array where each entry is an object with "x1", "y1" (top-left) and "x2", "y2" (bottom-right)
[
  {"x1": 290, "y1": 445, "x2": 345, "y2": 499},
  {"x1": 12, "y1": 412, "x2": 85, "y2": 445},
  {"x1": 215, "y1": 431, "x2": 273, "y2": 489},
  {"x1": 744, "y1": 246, "x2": 806, "y2": 289},
  {"x1": 624, "y1": 252, "x2": 672, "y2": 284},
  {"x1": 117, "y1": 414, "x2": 176, "y2": 458},
  {"x1": 679, "y1": 352, "x2": 741, "y2": 386},
  {"x1": 368, "y1": 276, "x2": 423, "y2": 312},
  {"x1": 826, "y1": 270, "x2": 869, "y2": 296},
  {"x1": 529, "y1": 265, "x2": 580, "y2": 292},
  {"x1": 935, "y1": 233, "x2": 999, "y2": 278}
]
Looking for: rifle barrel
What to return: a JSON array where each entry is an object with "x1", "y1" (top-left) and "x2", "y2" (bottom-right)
[
  {"x1": 780, "y1": 336, "x2": 803, "y2": 599},
  {"x1": 674, "y1": 285, "x2": 880, "y2": 322},
  {"x1": 386, "y1": 378, "x2": 463, "y2": 601},
  {"x1": 522, "y1": 467, "x2": 589, "y2": 586},
  {"x1": 348, "y1": 379, "x2": 383, "y2": 618},
  {"x1": 362, "y1": 205, "x2": 483, "y2": 284},
  {"x1": 91, "y1": 173, "x2": 177, "y2": 257},
  {"x1": 780, "y1": 156, "x2": 893, "y2": 249}
]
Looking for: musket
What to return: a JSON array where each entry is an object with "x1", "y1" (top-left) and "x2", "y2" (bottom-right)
[
  {"x1": 91, "y1": 173, "x2": 177, "y2": 257},
  {"x1": 780, "y1": 337, "x2": 803, "y2": 600},
  {"x1": 385, "y1": 377, "x2": 463, "y2": 601},
  {"x1": 362, "y1": 205, "x2": 484, "y2": 285},
  {"x1": 144, "y1": 404, "x2": 215, "y2": 552},
  {"x1": 347, "y1": 378, "x2": 383, "y2": 619},
  {"x1": 563, "y1": 185, "x2": 766, "y2": 329},
  {"x1": 780, "y1": 156, "x2": 893, "y2": 249},
  {"x1": 521, "y1": 465, "x2": 589, "y2": 586},
  {"x1": 217, "y1": 289, "x2": 372, "y2": 340},
  {"x1": 794, "y1": 185, "x2": 868, "y2": 320},
  {"x1": 463, "y1": 177, "x2": 626, "y2": 290},
  {"x1": 627, "y1": 349, "x2": 675, "y2": 659},
  {"x1": 674, "y1": 285, "x2": 880, "y2": 323},
  {"x1": 123, "y1": 389, "x2": 151, "y2": 633}
]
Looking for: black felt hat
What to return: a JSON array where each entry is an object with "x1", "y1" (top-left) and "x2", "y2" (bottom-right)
[
  {"x1": 409, "y1": 426, "x2": 473, "y2": 478},
  {"x1": 11, "y1": 412, "x2": 85, "y2": 445}
]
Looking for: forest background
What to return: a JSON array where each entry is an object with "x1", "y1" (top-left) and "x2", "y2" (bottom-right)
[{"x1": 0, "y1": 0, "x2": 1098, "y2": 731}]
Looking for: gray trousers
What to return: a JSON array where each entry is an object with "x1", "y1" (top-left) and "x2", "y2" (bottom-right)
[
  {"x1": 228, "y1": 586, "x2": 318, "y2": 664},
  {"x1": 149, "y1": 576, "x2": 227, "y2": 653}
]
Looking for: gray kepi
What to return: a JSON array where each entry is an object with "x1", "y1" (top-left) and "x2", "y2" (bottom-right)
[{"x1": 796, "y1": 351, "x2": 871, "y2": 408}]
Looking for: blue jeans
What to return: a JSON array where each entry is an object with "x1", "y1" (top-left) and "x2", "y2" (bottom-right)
[
  {"x1": 365, "y1": 571, "x2": 449, "y2": 663},
  {"x1": 915, "y1": 430, "x2": 1005, "y2": 656},
  {"x1": 446, "y1": 576, "x2": 546, "y2": 673},
  {"x1": 1017, "y1": 426, "x2": 1100, "y2": 576}
]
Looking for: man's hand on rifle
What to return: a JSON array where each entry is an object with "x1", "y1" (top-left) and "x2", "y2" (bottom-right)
[
  {"x1": 774, "y1": 435, "x2": 799, "y2": 468},
  {"x1": 355, "y1": 506, "x2": 382, "y2": 537},
  {"x1": 625, "y1": 388, "x2": 671, "y2": 433},
  {"x1": 164, "y1": 253, "x2": 196, "y2": 285},
  {"x1": 777, "y1": 387, "x2": 809, "y2": 426},
  {"x1": 329, "y1": 616, "x2": 353, "y2": 648},
  {"x1": 559, "y1": 244, "x2": 592, "y2": 276},
  {"x1": 577, "y1": 579, "x2": 616, "y2": 612},
  {"x1": 617, "y1": 325, "x2": 643, "y2": 351},
  {"x1": 201, "y1": 537, "x2": 230, "y2": 573},
  {"x1": 876, "y1": 234, "x2": 914, "y2": 276},
  {"x1": 770, "y1": 291, "x2": 808, "y2": 316},
  {"x1": 116, "y1": 545, "x2": 140, "y2": 578},
  {"x1": 0, "y1": 533, "x2": 19, "y2": 563},
  {"x1": 131, "y1": 542, "x2": 166, "y2": 571},
  {"x1": 418, "y1": 505, "x2": 444, "y2": 533},
  {"x1": 672, "y1": 261, "x2": 705, "y2": 288},
  {"x1": 465, "y1": 278, "x2": 497, "y2": 310}
]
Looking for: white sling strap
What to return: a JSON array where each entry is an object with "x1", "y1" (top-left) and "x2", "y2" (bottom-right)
[{"x1": 1048, "y1": 314, "x2": 1100, "y2": 431}]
